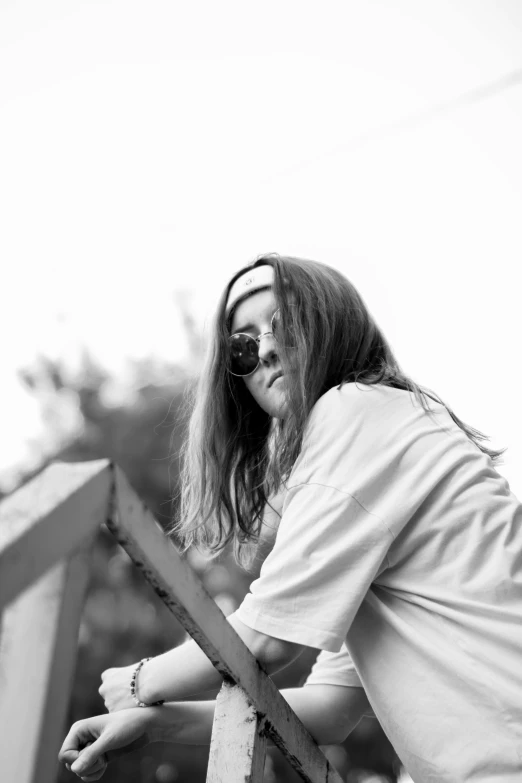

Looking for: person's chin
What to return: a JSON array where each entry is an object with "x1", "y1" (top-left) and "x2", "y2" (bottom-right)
[{"x1": 269, "y1": 389, "x2": 289, "y2": 419}]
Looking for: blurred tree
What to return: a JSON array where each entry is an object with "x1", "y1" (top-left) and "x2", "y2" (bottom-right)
[{"x1": 10, "y1": 349, "x2": 399, "y2": 782}]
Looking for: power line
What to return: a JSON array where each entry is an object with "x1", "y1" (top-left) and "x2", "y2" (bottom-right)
[
  {"x1": 356, "y1": 67, "x2": 522, "y2": 143},
  {"x1": 263, "y1": 68, "x2": 522, "y2": 182}
]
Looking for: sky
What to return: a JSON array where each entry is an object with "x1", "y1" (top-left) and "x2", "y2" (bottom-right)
[{"x1": 1, "y1": 0, "x2": 521, "y2": 493}]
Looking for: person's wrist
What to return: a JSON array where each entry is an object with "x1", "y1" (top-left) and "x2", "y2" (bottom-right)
[
  {"x1": 141, "y1": 705, "x2": 168, "y2": 743},
  {"x1": 136, "y1": 657, "x2": 161, "y2": 706}
]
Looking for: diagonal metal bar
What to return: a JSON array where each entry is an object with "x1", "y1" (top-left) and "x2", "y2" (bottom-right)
[{"x1": 109, "y1": 464, "x2": 343, "y2": 783}]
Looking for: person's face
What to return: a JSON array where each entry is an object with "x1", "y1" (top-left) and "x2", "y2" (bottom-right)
[{"x1": 229, "y1": 289, "x2": 289, "y2": 419}]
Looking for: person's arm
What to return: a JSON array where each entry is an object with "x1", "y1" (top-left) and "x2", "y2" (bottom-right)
[
  {"x1": 99, "y1": 613, "x2": 304, "y2": 711},
  {"x1": 60, "y1": 684, "x2": 371, "y2": 778},
  {"x1": 153, "y1": 684, "x2": 370, "y2": 746},
  {"x1": 275, "y1": 684, "x2": 371, "y2": 745}
]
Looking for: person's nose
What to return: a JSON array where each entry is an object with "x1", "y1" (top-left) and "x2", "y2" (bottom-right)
[{"x1": 257, "y1": 333, "x2": 279, "y2": 366}]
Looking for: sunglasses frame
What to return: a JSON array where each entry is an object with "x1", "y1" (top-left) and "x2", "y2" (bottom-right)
[{"x1": 227, "y1": 309, "x2": 282, "y2": 377}]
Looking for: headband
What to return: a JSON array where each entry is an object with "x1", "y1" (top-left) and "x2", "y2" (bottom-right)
[{"x1": 225, "y1": 265, "x2": 274, "y2": 314}]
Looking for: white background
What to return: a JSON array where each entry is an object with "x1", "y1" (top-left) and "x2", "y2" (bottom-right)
[{"x1": 1, "y1": 0, "x2": 521, "y2": 493}]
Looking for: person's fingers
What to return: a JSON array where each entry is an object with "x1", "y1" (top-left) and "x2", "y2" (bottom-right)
[
  {"x1": 61, "y1": 749, "x2": 80, "y2": 766},
  {"x1": 76, "y1": 753, "x2": 107, "y2": 775},
  {"x1": 59, "y1": 722, "x2": 98, "y2": 761},
  {"x1": 68, "y1": 733, "x2": 147, "y2": 778},
  {"x1": 60, "y1": 738, "x2": 106, "y2": 780},
  {"x1": 70, "y1": 739, "x2": 108, "y2": 778},
  {"x1": 61, "y1": 709, "x2": 150, "y2": 778},
  {"x1": 76, "y1": 755, "x2": 108, "y2": 781}
]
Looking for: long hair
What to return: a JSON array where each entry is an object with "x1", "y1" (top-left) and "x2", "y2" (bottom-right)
[{"x1": 172, "y1": 254, "x2": 504, "y2": 567}]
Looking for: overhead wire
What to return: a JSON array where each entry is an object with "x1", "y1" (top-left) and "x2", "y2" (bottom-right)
[{"x1": 262, "y1": 67, "x2": 522, "y2": 182}]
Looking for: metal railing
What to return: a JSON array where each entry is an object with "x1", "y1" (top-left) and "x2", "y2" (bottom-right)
[{"x1": 0, "y1": 460, "x2": 343, "y2": 783}]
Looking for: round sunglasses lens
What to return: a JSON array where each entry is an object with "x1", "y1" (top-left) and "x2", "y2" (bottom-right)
[{"x1": 228, "y1": 334, "x2": 259, "y2": 375}]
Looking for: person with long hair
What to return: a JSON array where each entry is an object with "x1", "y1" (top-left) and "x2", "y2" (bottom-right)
[{"x1": 60, "y1": 255, "x2": 522, "y2": 781}]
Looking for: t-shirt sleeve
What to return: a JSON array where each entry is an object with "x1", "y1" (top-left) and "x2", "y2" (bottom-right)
[
  {"x1": 236, "y1": 384, "x2": 415, "y2": 652},
  {"x1": 305, "y1": 646, "x2": 363, "y2": 688},
  {"x1": 236, "y1": 479, "x2": 392, "y2": 650}
]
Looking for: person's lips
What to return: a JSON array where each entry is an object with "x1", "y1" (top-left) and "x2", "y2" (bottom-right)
[{"x1": 268, "y1": 371, "x2": 283, "y2": 388}]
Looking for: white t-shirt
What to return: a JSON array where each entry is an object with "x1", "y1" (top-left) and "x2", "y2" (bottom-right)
[{"x1": 235, "y1": 383, "x2": 522, "y2": 782}]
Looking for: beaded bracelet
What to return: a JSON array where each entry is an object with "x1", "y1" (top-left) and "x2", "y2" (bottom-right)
[{"x1": 130, "y1": 658, "x2": 165, "y2": 708}]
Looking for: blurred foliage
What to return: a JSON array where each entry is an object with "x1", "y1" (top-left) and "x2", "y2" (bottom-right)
[{"x1": 12, "y1": 352, "x2": 400, "y2": 782}]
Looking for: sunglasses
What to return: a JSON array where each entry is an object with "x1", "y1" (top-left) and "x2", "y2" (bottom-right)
[{"x1": 227, "y1": 309, "x2": 287, "y2": 377}]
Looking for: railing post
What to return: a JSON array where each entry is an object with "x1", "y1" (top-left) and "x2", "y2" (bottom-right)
[
  {"x1": 0, "y1": 461, "x2": 344, "y2": 783},
  {"x1": 0, "y1": 547, "x2": 92, "y2": 783},
  {"x1": 207, "y1": 680, "x2": 267, "y2": 783}
]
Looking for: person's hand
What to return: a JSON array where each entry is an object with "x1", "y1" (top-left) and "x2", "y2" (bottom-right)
[
  {"x1": 59, "y1": 709, "x2": 153, "y2": 780},
  {"x1": 99, "y1": 663, "x2": 140, "y2": 712}
]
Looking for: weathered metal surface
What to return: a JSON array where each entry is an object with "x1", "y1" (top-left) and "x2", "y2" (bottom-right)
[
  {"x1": 0, "y1": 459, "x2": 111, "y2": 611},
  {"x1": 207, "y1": 681, "x2": 267, "y2": 783},
  {"x1": 0, "y1": 546, "x2": 92, "y2": 783},
  {"x1": 110, "y1": 466, "x2": 343, "y2": 783},
  {"x1": 0, "y1": 460, "x2": 343, "y2": 783}
]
